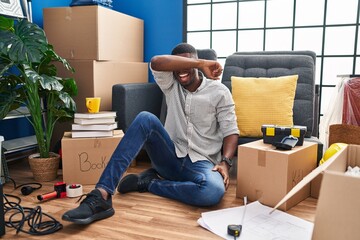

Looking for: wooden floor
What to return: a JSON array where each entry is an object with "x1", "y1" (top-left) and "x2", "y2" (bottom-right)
[{"x1": 2, "y1": 158, "x2": 317, "y2": 240}]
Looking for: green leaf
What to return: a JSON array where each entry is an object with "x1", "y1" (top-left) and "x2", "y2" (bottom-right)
[
  {"x1": 48, "y1": 91, "x2": 77, "y2": 120},
  {"x1": 0, "y1": 19, "x2": 48, "y2": 63},
  {"x1": 23, "y1": 64, "x2": 41, "y2": 84},
  {"x1": 61, "y1": 77, "x2": 78, "y2": 97},
  {"x1": 58, "y1": 91, "x2": 77, "y2": 113},
  {"x1": 37, "y1": 52, "x2": 57, "y2": 76},
  {"x1": 40, "y1": 75, "x2": 64, "y2": 91},
  {"x1": 0, "y1": 59, "x2": 13, "y2": 76},
  {"x1": 46, "y1": 47, "x2": 75, "y2": 73},
  {"x1": 0, "y1": 16, "x2": 14, "y2": 31},
  {"x1": 0, "y1": 76, "x2": 23, "y2": 119}
]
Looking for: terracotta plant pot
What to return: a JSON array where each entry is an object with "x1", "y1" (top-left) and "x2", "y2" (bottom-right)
[{"x1": 28, "y1": 152, "x2": 60, "y2": 182}]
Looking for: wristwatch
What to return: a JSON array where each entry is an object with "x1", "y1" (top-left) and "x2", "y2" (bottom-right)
[{"x1": 221, "y1": 157, "x2": 233, "y2": 167}]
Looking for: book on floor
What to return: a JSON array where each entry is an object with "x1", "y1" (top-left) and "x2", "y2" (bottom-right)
[
  {"x1": 74, "y1": 111, "x2": 117, "y2": 119},
  {"x1": 71, "y1": 130, "x2": 114, "y2": 138},
  {"x1": 72, "y1": 122, "x2": 118, "y2": 131},
  {"x1": 73, "y1": 117, "x2": 116, "y2": 125}
]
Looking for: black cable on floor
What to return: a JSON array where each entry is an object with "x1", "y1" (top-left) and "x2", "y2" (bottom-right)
[
  {"x1": 2, "y1": 175, "x2": 42, "y2": 195},
  {"x1": 3, "y1": 193, "x2": 63, "y2": 235}
]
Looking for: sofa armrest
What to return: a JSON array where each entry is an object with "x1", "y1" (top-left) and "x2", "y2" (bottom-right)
[
  {"x1": 313, "y1": 84, "x2": 320, "y2": 137},
  {"x1": 112, "y1": 83, "x2": 163, "y2": 132}
]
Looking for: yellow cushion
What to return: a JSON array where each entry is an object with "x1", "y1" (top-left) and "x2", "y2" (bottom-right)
[{"x1": 231, "y1": 75, "x2": 298, "y2": 137}]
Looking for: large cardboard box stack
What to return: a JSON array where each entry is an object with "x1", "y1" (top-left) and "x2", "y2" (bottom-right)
[
  {"x1": 61, "y1": 130, "x2": 124, "y2": 185},
  {"x1": 237, "y1": 140, "x2": 317, "y2": 211},
  {"x1": 312, "y1": 144, "x2": 360, "y2": 240},
  {"x1": 43, "y1": 5, "x2": 147, "y2": 112},
  {"x1": 44, "y1": 6, "x2": 147, "y2": 152}
]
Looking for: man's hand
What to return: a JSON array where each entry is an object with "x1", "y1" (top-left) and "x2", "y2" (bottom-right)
[
  {"x1": 212, "y1": 161, "x2": 230, "y2": 190},
  {"x1": 200, "y1": 60, "x2": 223, "y2": 80}
]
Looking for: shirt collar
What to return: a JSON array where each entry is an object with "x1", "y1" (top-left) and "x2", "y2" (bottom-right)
[{"x1": 182, "y1": 72, "x2": 206, "y2": 93}]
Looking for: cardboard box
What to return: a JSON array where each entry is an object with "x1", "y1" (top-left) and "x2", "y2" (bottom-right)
[
  {"x1": 237, "y1": 140, "x2": 317, "y2": 211},
  {"x1": 312, "y1": 144, "x2": 360, "y2": 240},
  {"x1": 56, "y1": 60, "x2": 148, "y2": 112},
  {"x1": 261, "y1": 124, "x2": 307, "y2": 146},
  {"x1": 43, "y1": 6, "x2": 144, "y2": 61},
  {"x1": 61, "y1": 130, "x2": 124, "y2": 185}
]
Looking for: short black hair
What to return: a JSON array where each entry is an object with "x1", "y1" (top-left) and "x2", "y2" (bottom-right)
[{"x1": 171, "y1": 43, "x2": 197, "y2": 56}]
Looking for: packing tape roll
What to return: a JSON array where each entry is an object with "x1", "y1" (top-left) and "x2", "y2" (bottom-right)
[{"x1": 66, "y1": 184, "x2": 83, "y2": 198}]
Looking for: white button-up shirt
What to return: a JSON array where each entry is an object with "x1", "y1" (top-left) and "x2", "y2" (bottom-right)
[{"x1": 151, "y1": 68, "x2": 239, "y2": 165}]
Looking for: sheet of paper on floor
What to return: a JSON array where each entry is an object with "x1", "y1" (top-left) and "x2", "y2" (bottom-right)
[{"x1": 197, "y1": 201, "x2": 313, "y2": 240}]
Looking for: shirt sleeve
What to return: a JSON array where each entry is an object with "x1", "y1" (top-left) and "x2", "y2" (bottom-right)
[
  {"x1": 216, "y1": 86, "x2": 240, "y2": 138},
  {"x1": 150, "y1": 64, "x2": 175, "y2": 92}
]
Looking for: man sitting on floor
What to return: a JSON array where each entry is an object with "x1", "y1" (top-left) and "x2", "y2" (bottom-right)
[{"x1": 62, "y1": 43, "x2": 239, "y2": 224}]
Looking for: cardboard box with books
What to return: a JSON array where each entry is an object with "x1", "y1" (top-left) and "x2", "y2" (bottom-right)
[
  {"x1": 61, "y1": 130, "x2": 124, "y2": 185},
  {"x1": 237, "y1": 140, "x2": 317, "y2": 211}
]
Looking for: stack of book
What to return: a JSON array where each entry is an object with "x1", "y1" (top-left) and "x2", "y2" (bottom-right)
[{"x1": 71, "y1": 111, "x2": 117, "y2": 138}]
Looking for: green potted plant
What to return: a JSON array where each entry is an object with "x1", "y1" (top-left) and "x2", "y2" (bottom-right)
[{"x1": 0, "y1": 16, "x2": 77, "y2": 181}]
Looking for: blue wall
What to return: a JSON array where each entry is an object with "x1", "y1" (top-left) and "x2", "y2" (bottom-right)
[
  {"x1": 0, "y1": 0, "x2": 183, "y2": 140},
  {"x1": 32, "y1": 0, "x2": 72, "y2": 28},
  {"x1": 32, "y1": 0, "x2": 184, "y2": 54},
  {"x1": 0, "y1": 118, "x2": 35, "y2": 140},
  {"x1": 113, "y1": 0, "x2": 183, "y2": 82}
]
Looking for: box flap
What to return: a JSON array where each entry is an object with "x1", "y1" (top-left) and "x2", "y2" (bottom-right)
[
  {"x1": 312, "y1": 164, "x2": 360, "y2": 239},
  {"x1": 270, "y1": 144, "x2": 349, "y2": 213},
  {"x1": 346, "y1": 144, "x2": 360, "y2": 167}
]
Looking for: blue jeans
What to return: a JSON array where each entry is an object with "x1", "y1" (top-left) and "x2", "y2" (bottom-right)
[{"x1": 96, "y1": 111, "x2": 225, "y2": 207}]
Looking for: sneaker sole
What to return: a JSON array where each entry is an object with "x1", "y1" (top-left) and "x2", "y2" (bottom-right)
[{"x1": 62, "y1": 208, "x2": 115, "y2": 225}]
